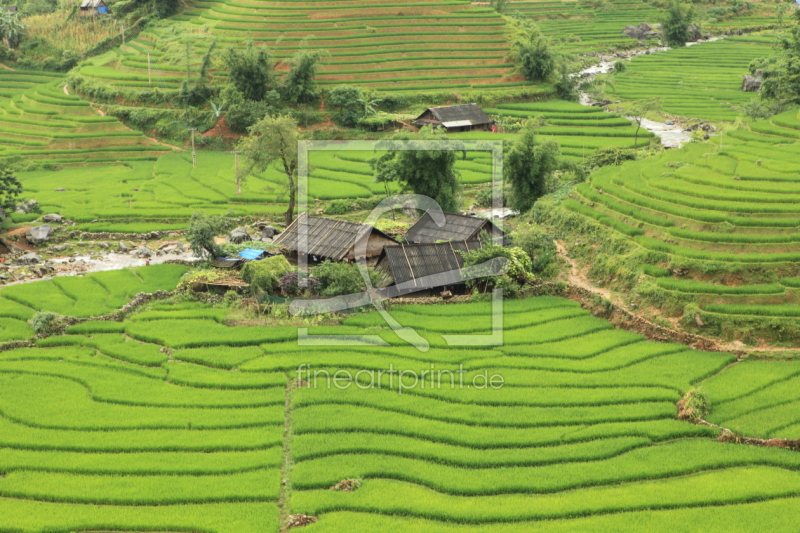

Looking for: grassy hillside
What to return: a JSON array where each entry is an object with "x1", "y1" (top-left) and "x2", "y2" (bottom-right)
[
  {"x1": 547, "y1": 107, "x2": 800, "y2": 344},
  {"x1": 2, "y1": 287, "x2": 800, "y2": 530}
]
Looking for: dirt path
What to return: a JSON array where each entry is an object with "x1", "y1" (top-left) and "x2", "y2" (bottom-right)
[
  {"x1": 63, "y1": 85, "x2": 69, "y2": 95},
  {"x1": 3, "y1": 226, "x2": 34, "y2": 252},
  {"x1": 0, "y1": 62, "x2": 14, "y2": 71},
  {"x1": 554, "y1": 240, "x2": 612, "y2": 300}
]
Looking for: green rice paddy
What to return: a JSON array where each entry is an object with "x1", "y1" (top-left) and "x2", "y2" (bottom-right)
[{"x1": 1, "y1": 282, "x2": 800, "y2": 531}]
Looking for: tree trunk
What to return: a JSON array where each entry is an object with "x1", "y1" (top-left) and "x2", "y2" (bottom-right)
[{"x1": 285, "y1": 172, "x2": 296, "y2": 226}]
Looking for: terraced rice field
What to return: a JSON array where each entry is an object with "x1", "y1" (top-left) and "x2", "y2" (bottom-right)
[
  {"x1": 0, "y1": 70, "x2": 168, "y2": 163},
  {"x1": 564, "y1": 107, "x2": 800, "y2": 333},
  {"x1": 13, "y1": 145, "x2": 494, "y2": 228},
  {"x1": 2, "y1": 281, "x2": 800, "y2": 531},
  {"x1": 606, "y1": 36, "x2": 778, "y2": 121},
  {"x1": 72, "y1": 0, "x2": 534, "y2": 95},
  {"x1": 475, "y1": 100, "x2": 655, "y2": 157}
]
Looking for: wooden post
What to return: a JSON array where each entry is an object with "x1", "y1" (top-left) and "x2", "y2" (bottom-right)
[
  {"x1": 230, "y1": 150, "x2": 242, "y2": 196},
  {"x1": 147, "y1": 52, "x2": 152, "y2": 88},
  {"x1": 190, "y1": 128, "x2": 197, "y2": 168}
]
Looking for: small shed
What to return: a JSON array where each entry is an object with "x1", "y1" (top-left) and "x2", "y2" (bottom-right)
[
  {"x1": 412, "y1": 103, "x2": 493, "y2": 133},
  {"x1": 405, "y1": 210, "x2": 505, "y2": 245},
  {"x1": 79, "y1": 0, "x2": 109, "y2": 16},
  {"x1": 272, "y1": 213, "x2": 397, "y2": 266},
  {"x1": 377, "y1": 240, "x2": 483, "y2": 296}
]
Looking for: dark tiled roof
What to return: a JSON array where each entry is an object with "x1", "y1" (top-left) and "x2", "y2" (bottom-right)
[
  {"x1": 405, "y1": 211, "x2": 502, "y2": 244},
  {"x1": 414, "y1": 104, "x2": 492, "y2": 126},
  {"x1": 273, "y1": 213, "x2": 394, "y2": 261},
  {"x1": 381, "y1": 240, "x2": 482, "y2": 289}
]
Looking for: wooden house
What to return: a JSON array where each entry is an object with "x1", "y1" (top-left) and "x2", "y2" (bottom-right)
[
  {"x1": 412, "y1": 103, "x2": 493, "y2": 133},
  {"x1": 79, "y1": 0, "x2": 109, "y2": 16},
  {"x1": 405, "y1": 210, "x2": 505, "y2": 245},
  {"x1": 273, "y1": 213, "x2": 397, "y2": 267},
  {"x1": 377, "y1": 240, "x2": 483, "y2": 297}
]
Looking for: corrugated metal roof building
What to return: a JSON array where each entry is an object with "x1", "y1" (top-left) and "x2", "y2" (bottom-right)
[
  {"x1": 412, "y1": 104, "x2": 493, "y2": 133},
  {"x1": 377, "y1": 240, "x2": 483, "y2": 296},
  {"x1": 405, "y1": 210, "x2": 505, "y2": 245},
  {"x1": 273, "y1": 213, "x2": 397, "y2": 266}
]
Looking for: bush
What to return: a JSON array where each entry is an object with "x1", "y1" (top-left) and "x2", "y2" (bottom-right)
[
  {"x1": 311, "y1": 260, "x2": 381, "y2": 297},
  {"x1": 512, "y1": 228, "x2": 557, "y2": 275},
  {"x1": 473, "y1": 186, "x2": 507, "y2": 208},
  {"x1": 29, "y1": 311, "x2": 58, "y2": 335},
  {"x1": 241, "y1": 255, "x2": 293, "y2": 293}
]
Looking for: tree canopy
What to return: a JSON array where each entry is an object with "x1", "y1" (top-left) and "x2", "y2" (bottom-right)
[
  {"x1": 661, "y1": 1, "x2": 694, "y2": 48},
  {"x1": 503, "y1": 125, "x2": 561, "y2": 214},
  {"x1": 237, "y1": 114, "x2": 302, "y2": 226},
  {"x1": 507, "y1": 18, "x2": 557, "y2": 82},
  {"x1": 371, "y1": 128, "x2": 463, "y2": 213},
  {"x1": 753, "y1": 10, "x2": 800, "y2": 105},
  {"x1": 186, "y1": 211, "x2": 226, "y2": 260},
  {"x1": 226, "y1": 44, "x2": 276, "y2": 102},
  {"x1": 281, "y1": 50, "x2": 325, "y2": 105}
]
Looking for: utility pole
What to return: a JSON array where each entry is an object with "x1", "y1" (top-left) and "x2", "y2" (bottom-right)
[
  {"x1": 190, "y1": 128, "x2": 197, "y2": 168},
  {"x1": 147, "y1": 51, "x2": 152, "y2": 88},
  {"x1": 230, "y1": 150, "x2": 242, "y2": 196}
]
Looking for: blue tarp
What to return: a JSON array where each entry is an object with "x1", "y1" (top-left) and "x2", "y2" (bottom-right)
[
  {"x1": 97, "y1": 5, "x2": 108, "y2": 14},
  {"x1": 239, "y1": 249, "x2": 267, "y2": 261}
]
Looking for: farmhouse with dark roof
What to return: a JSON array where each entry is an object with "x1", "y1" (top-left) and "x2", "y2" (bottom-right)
[{"x1": 412, "y1": 103, "x2": 493, "y2": 133}]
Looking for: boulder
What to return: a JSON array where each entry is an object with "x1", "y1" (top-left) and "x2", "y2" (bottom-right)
[
  {"x1": 25, "y1": 225, "x2": 53, "y2": 245},
  {"x1": 119, "y1": 241, "x2": 132, "y2": 253},
  {"x1": 228, "y1": 227, "x2": 252, "y2": 244},
  {"x1": 741, "y1": 70, "x2": 762, "y2": 92},
  {"x1": 622, "y1": 22, "x2": 660, "y2": 40},
  {"x1": 15, "y1": 199, "x2": 39, "y2": 214},
  {"x1": 42, "y1": 213, "x2": 64, "y2": 223},
  {"x1": 132, "y1": 245, "x2": 153, "y2": 259},
  {"x1": 97, "y1": 242, "x2": 110, "y2": 249},
  {"x1": 686, "y1": 23, "x2": 704, "y2": 42},
  {"x1": 259, "y1": 225, "x2": 279, "y2": 240},
  {"x1": 402, "y1": 200, "x2": 418, "y2": 218},
  {"x1": 17, "y1": 252, "x2": 40, "y2": 265},
  {"x1": 50, "y1": 244, "x2": 69, "y2": 253}
]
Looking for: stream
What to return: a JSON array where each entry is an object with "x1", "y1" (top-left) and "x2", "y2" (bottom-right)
[{"x1": 575, "y1": 39, "x2": 725, "y2": 148}]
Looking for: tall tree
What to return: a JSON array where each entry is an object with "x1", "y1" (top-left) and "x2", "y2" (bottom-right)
[
  {"x1": 371, "y1": 128, "x2": 463, "y2": 213},
  {"x1": 503, "y1": 125, "x2": 560, "y2": 214},
  {"x1": 507, "y1": 18, "x2": 556, "y2": 82},
  {"x1": 227, "y1": 43, "x2": 276, "y2": 102},
  {"x1": 755, "y1": 10, "x2": 800, "y2": 105},
  {"x1": 661, "y1": 0, "x2": 694, "y2": 48},
  {"x1": 237, "y1": 114, "x2": 301, "y2": 226},
  {"x1": 281, "y1": 49, "x2": 325, "y2": 105},
  {"x1": 0, "y1": 165, "x2": 21, "y2": 220},
  {"x1": 186, "y1": 211, "x2": 226, "y2": 260}
]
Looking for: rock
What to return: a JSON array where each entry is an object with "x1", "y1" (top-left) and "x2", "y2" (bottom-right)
[
  {"x1": 15, "y1": 199, "x2": 39, "y2": 214},
  {"x1": 622, "y1": 22, "x2": 660, "y2": 40},
  {"x1": 97, "y1": 242, "x2": 110, "y2": 249},
  {"x1": 148, "y1": 231, "x2": 160, "y2": 240},
  {"x1": 228, "y1": 227, "x2": 252, "y2": 244},
  {"x1": 42, "y1": 213, "x2": 63, "y2": 223},
  {"x1": 665, "y1": 120, "x2": 674, "y2": 125},
  {"x1": 261, "y1": 237, "x2": 273, "y2": 243},
  {"x1": 741, "y1": 69, "x2": 762, "y2": 92},
  {"x1": 55, "y1": 188, "x2": 67, "y2": 192},
  {"x1": 132, "y1": 245, "x2": 153, "y2": 259},
  {"x1": 50, "y1": 244, "x2": 68, "y2": 253},
  {"x1": 686, "y1": 23, "x2": 704, "y2": 42},
  {"x1": 402, "y1": 200, "x2": 418, "y2": 218},
  {"x1": 25, "y1": 225, "x2": 53, "y2": 245},
  {"x1": 731, "y1": 340, "x2": 746, "y2": 349},
  {"x1": 119, "y1": 241, "x2": 132, "y2": 252},
  {"x1": 17, "y1": 253, "x2": 40, "y2": 265},
  {"x1": 259, "y1": 225, "x2": 279, "y2": 239},
  {"x1": 158, "y1": 241, "x2": 179, "y2": 250},
  {"x1": 68, "y1": 257, "x2": 75, "y2": 263}
]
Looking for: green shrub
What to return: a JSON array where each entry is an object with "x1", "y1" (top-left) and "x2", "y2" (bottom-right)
[
  {"x1": 311, "y1": 260, "x2": 381, "y2": 297},
  {"x1": 241, "y1": 255, "x2": 293, "y2": 293},
  {"x1": 29, "y1": 311, "x2": 58, "y2": 335}
]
